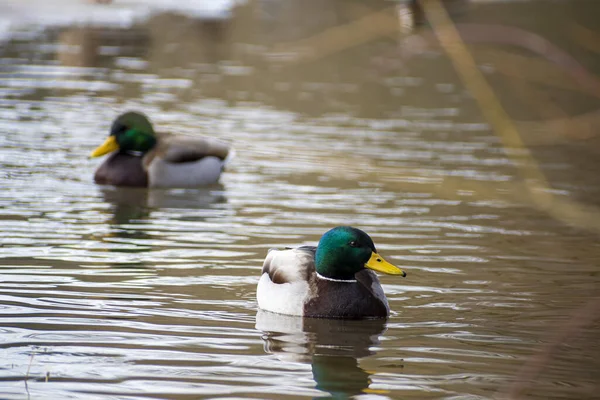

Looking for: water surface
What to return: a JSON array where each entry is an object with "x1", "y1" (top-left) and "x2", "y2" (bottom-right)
[{"x1": 1, "y1": 0, "x2": 600, "y2": 399}]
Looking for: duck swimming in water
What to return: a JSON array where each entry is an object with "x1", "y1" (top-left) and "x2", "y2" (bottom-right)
[
  {"x1": 91, "y1": 111, "x2": 230, "y2": 188},
  {"x1": 257, "y1": 226, "x2": 407, "y2": 319}
]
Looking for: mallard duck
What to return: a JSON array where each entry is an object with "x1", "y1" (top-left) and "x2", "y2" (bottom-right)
[
  {"x1": 257, "y1": 226, "x2": 407, "y2": 319},
  {"x1": 90, "y1": 111, "x2": 230, "y2": 188}
]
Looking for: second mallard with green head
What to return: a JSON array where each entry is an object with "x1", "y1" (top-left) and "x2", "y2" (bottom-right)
[{"x1": 91, "y1": 111, "x2": 231, "y2": 188}]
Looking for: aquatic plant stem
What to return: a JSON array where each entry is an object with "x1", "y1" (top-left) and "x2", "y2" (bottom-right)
[{"x1": 420, "y1": 0, "x2": 600, "y2": 233}]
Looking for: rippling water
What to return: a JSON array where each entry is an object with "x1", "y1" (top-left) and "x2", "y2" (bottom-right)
[{"x1": 1, "y1": 0, "x2": 600, "y2": 399}]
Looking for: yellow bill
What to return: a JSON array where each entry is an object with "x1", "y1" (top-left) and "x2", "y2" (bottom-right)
[
  {"x1": 90, "y1": 135, "x2": 119, "y2": 157},
  {"x1": 366, "y1": 252, "x2": 406, "y2": 277}
]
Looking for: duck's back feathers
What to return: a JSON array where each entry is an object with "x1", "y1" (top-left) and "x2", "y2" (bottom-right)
[
  {"x1": 151, "y1": 133, "x2": 230, "y2": 164},
  {"x1": 257, "y1": 247, "x2": 315, "y2": 316},
  {"x1": 140, "y1": 133, "x2": 230, "y2": 188},
  {"x1": 262, "y1": 246, "x2": 316, "y2": 284}
]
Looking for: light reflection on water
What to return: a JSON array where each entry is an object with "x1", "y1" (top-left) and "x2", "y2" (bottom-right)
[{"x1": 1, "y1": 0, "x2": 600, "y2": 399}]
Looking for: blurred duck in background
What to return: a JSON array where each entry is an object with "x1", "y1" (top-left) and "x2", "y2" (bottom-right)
[{"x1": 90, "y1": 111, "x2": 231, "y2": 188}]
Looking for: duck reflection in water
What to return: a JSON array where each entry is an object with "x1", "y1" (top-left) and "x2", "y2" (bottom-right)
[
  {"x1": 256, "y1": 310, "x2": 389, "y2": 398},
  {"x1": 97, "y1": 185, "x2": 227, "y2": 236}
]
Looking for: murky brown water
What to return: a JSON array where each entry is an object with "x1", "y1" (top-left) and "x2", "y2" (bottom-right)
[{"x1": 1, "y1": 0, "x2": 600, "y2": 399}]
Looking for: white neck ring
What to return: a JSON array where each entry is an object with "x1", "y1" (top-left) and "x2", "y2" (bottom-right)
[{"x1": 316, "y1": 271, "x2": 357, "y2": 283}]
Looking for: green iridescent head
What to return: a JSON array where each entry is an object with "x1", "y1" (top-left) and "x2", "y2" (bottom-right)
[
  {"x1": 314, "y1": 226, "x2": 406, "y2": 280},
  {"x1": 90, "y1": 111, "x2": 157, "y2": 157}
]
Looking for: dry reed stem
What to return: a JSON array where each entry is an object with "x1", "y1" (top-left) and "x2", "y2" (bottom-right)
[
  {"x1": 570, "y1": 22, "x2": 600, "y2": 54},
  {"x1": 420, "y1": 0, "x2": 600, "y2": 233},
  {"x1": 499, "y1": 297, "x2": 600, "y2": 399}
]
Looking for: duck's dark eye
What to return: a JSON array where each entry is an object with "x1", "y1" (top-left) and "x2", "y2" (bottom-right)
[{"x1": 349, "y1": 241, "x2": 358, "y2": 247}]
